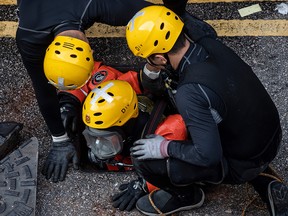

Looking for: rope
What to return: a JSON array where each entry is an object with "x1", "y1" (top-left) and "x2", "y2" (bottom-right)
[
  {"x1": 241, "y1": 168, "x2": 285, "y2": 216},
  {"x1": 148, "y1": 189, "x2": 166, "y2": 215}
]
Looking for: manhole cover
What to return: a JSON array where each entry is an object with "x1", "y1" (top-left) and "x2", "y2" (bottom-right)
[{"x1": 0, "y1": 137, "x2": 38, "y2": 216}]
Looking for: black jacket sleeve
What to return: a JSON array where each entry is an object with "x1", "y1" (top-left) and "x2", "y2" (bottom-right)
[{"x1": 168, "y1": 83, "x2": 225, "y2": 167}]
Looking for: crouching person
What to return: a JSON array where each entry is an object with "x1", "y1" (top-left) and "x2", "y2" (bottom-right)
[{"x1": 112, "y1": 5, "x2": 288, "y2": 216}]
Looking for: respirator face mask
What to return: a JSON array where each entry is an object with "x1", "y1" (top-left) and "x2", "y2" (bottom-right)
[{"x1": 83, "y1": 127, "x2": 123, "y2": 160}]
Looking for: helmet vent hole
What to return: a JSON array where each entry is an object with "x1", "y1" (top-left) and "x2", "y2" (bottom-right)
[
  {"x1": 107, "y1": 92, "x2": 114, "y2": 96},
  {"x1": 55, "y1": 50, "x2": 60, "y2": 55},
  {"x1": 76, "y1": 47, "x2": 83, "y2": 51},
  {"x1": 160, "y1": 23, "x2": 164, "y2": 30},
  {"x1": 98, "y1": 99, "x2": 105, "y2": 103},
  {"x1": 94, "y1": 112, "x2": 102, "y2": 116},
  {"x1": 134, "y1": 103, "x2": 136, "y2": 109},
  {"x1": 154, "y1": 40, "x2": 158, "y2": 47},
  {"x1": 175, "y1": 16, "x2": 179, "y2": 20},
  {"x1": 91, "y1": 93, "x2": 95, "y2": 98},
  {"x1": 70, "y1": 54, "x2": 77, "y2": 58},
  {"x1": 86, "y1": 57, "x2": 91, "y2": 62},
  {"x1": 165, "y1": 31, "x2": 170, "y2": 40},
  {"x1": 166, "y1": 12, "x2": 171, "y2": 16},
  {"x1": 95, "y1": 121, "x2": 103, "y2": 125},
  {"x1": 55, "y1": 42, "x2": 61, "y2": 46}
]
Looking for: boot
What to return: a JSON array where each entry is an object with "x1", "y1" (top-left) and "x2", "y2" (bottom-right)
[{"x1": 136, "y1": 187, "x2": 204, "y2": 215}]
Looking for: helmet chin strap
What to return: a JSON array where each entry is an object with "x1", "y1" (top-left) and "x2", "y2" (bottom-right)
[
  {"x1": 163, "y1": 53, "x2": 174, "y2": 73},
  {"x1": 147, "y1": 54, "x2": 173, "y2": 73}
]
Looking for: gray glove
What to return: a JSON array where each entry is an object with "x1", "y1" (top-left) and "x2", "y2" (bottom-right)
[
  {"x1": 131, "y1": 134, "x2": 169, "y2": 160},
  {"x1": 42, "y1": 140, "x2": 79, "y2": 182}
]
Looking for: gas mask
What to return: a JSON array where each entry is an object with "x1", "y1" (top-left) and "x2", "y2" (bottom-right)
[{"x1": 82, "y1": 126, "x2": 123, "y2": 161}]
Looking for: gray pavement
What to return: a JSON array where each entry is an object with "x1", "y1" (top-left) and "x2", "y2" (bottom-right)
[{"x1": 0, "y1": 1, "x2": 288, "y2": 216}]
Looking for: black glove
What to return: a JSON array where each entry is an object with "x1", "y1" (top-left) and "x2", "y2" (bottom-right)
[
  {"x1": 58, "y1": 92, "x2": 81, "y2": 135},
  {"x1": 60, "y1": 103, "x2": 80, "y2": 134},
  {"x1": 112, "y1": 178, "x2": 147, "y2": 211},
  {"x1": 140, "y1": 69, "x2": 166, "y2": 97},
  {"x1": 42, "y1": 139, "x2": 79, "y2": 182}
]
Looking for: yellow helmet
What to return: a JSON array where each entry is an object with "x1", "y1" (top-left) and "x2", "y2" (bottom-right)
[
  {"x1": 44, "y1": 36, "x2": 94, "y2": 90},
  {"x1": 126, "y1": 5, "x2": 184, "y2": 58},
  {"x1": 83, "y1": 80, "x2": 139, "y2": 129}
]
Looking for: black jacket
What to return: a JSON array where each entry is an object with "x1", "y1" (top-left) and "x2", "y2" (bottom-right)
[{"x1": 167, "y1": 18, "x2": 281, "y2": 183}]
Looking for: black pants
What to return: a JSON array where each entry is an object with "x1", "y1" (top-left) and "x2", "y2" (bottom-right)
[
  {"x1": 132, "y1": 126, "x2": 282, "y2": 201},
  {"x1": 132, "y1": 157, "x2": 224, "y2": 196}
]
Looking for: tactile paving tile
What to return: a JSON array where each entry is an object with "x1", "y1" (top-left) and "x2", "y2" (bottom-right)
[{"x1": 0, "y1": 137, "x2": 38, "y2": 216}]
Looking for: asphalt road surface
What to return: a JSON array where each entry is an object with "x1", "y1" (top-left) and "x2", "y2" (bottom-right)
[{"x1": 0, "y1": 0, "x2": 287, "y2": 215}]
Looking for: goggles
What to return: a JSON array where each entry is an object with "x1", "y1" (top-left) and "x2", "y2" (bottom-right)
[{"x1": 82, "y1": 127, "x2": 123, "y2": 160}]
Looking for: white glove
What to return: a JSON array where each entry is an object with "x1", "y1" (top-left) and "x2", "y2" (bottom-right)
[{"x1": 130, "y1": 134, "x2": 170, "y2": 160}]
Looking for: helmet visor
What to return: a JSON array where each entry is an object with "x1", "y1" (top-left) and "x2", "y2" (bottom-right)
[{"x1": 82, "y1": 127, "x2": 123, "y2": 160}]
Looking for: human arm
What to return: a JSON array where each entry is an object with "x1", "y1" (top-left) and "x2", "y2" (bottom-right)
[
  {"x1": 163, "y1": 0, "x2": 188, "y2": 15},
  {"x1": 86, "y1": 0, "x2": 152, "y2": 27},
  {"x1": 167, "y1": 83, "x2": 224, "y2": 166},
  {"x1": 139, "y1": 63, "x2": 167, "y2": 97},
  {"x1": 131, "y1": 83, "x2": 225, "y2": 167},
  {"x1": 58, "y1": 92, "x2": 82, "y2": 135}
]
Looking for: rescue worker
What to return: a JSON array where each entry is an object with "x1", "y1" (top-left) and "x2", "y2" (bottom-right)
[
  {"x1": 56, "y1": 58, "x2": 187, "y2": 165},
  {"x1": 16, "y1": 0, "x2": 152, "y2": 182},
  {"x1": 51, "y1": 58, "x2": 189, "y2": 211},
  {"x1": 111, "y1": 5, "x2": 288, "y2": 216},
  {"x1": 70, "y1": 79, "x2": 188, "y2": 210}
]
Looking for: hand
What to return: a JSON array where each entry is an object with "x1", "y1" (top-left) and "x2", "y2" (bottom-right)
[
  {"x1": 130, "y1": 134, "x2": 170, "y2": 160},
  {"x1": 42, "y1": 140, "x2": 79, "y2": 182},
  {"x1": 112, "y1": 178, "x2": 147, "y2": 211},
  {"x1": 60, "y1": 103, "x2": 79, "y2": 133}
]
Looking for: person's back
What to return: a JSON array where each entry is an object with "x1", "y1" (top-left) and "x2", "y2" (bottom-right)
[
  {"x1": 116, "y1": 6, "x2": 287, "y2": 216},
  {"x1": 179, "y1": 36, "x2": 281, "y2": 161}
]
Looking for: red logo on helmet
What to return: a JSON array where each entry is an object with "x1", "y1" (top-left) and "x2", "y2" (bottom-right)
[{"x1": 91, "y1": 70, "x2": 108, "y2": 85}]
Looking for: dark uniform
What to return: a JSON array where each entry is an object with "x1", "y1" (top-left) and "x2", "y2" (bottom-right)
[
  {"x1": 16, "y1": 0, "x2": 152, "y2": 137},
  {"x1": 134, "y1": 11, "x2": 282, "y2": 201}
]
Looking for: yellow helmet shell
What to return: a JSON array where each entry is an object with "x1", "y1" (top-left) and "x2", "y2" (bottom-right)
[
  {"x1": 126, "y1": 5, "x2": 184, "y2": 58},
  {"x1": 83, "y1": 80, "x2": 139, "y2": 129},
  {"x1": 44, "y1": 36, "x2": 94, "y2": 90}
]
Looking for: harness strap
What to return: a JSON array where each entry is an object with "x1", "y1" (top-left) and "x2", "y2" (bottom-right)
[{"x1": 142, "y1": 99, "x2": 167, "y2": 136}]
